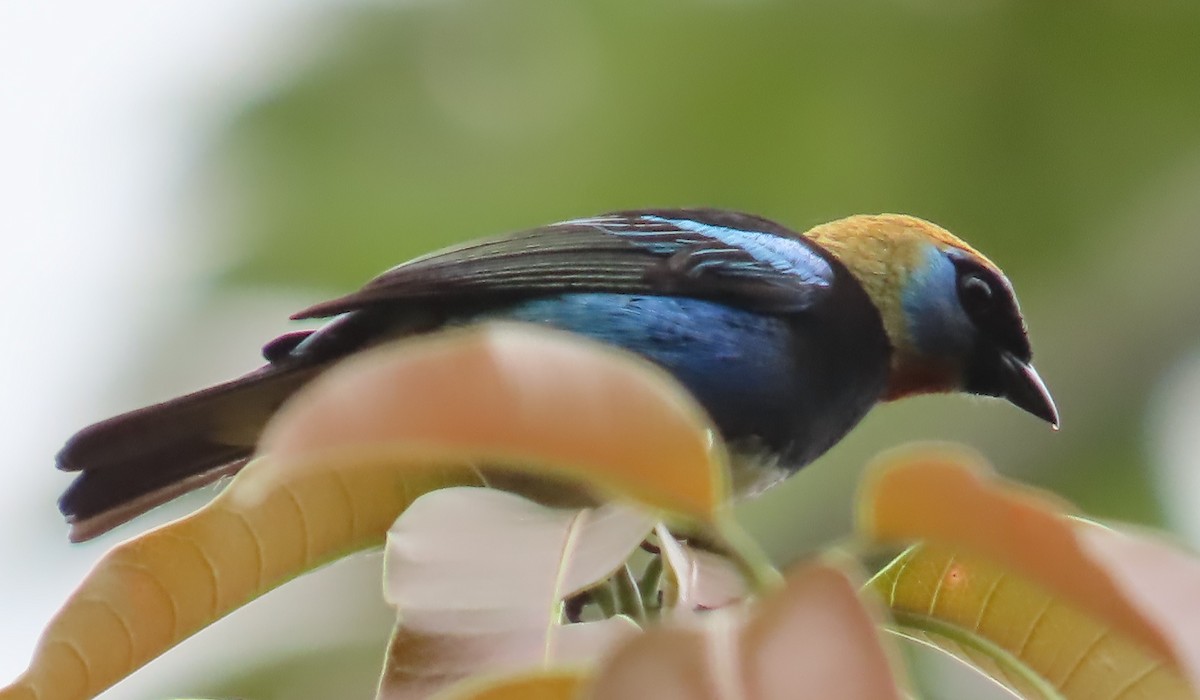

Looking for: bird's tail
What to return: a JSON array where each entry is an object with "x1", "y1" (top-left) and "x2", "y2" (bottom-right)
[{"x1": 57, "y1": 363, "x2": 323, "y2": 542}]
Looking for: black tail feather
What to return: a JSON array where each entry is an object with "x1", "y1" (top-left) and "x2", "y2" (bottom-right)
[
  {"x1": 63, "y1": 459, "x2": 249, "y2": 543},
  {"x1": 58, "y1": 363, "x2": 321, "y2": 540}
]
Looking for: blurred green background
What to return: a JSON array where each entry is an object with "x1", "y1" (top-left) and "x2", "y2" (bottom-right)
[
  {"x1": 208, "y1": 0, "x2": 1200, "y2": 545},
  {"x1": 8, "y1": 1, "x2": 1200, "y2": 697}
]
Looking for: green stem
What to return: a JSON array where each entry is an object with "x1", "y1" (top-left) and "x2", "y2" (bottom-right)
[
  {"x1": 612, "y1": 564, "x2": 646, "y2": 622},
  {"x1": 638, "y1": 553, "x2": 664, "y2": 617}
]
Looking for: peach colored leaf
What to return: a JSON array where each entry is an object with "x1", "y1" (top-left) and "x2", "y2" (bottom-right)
[
  {"x1": 1074, "y1": 525, "x2": 1200, "y2": 690},
  {"x1": 2, "y1": 324, "x2": 723, "y2": 700},
  {"x1": 432, "y1": 669, "x2": 587, "y2": 700},
  {"x1": 656, "y1": 524, "x2": 747, "y2": 615},
  {"x1": 378, "y1": 488, "x2": 651, "y2": 700},
  {"x1": 251, "y1": 323, "x2": 729, "y2": 521},
  {"x1": 587, "y1": 563, "x2": 905, "y2": 700},
  {"x1": 859, "y1": 446, "x2": 1200, "y2": 695}
]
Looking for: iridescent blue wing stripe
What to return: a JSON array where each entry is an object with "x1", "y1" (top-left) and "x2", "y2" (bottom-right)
[
  {"x1": 564, "y1": 213, "x2": 832, "y2": 287},
  {"x1": 641, "y1": 215, "x2": 832, "y2": 286}
]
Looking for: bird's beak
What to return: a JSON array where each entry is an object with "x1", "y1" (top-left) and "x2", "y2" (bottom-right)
[{"x1": 999, "y1": 351, "x2": 1059, "y2": 428}]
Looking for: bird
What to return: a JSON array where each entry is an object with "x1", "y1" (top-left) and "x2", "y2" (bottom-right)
[{"x1": 56, "y1": 208, "x2": 1058, "y2": 542}]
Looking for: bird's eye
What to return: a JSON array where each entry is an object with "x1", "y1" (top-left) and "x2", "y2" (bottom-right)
[{"x1": 958, "y1": 273, "x2": 995, "y2": 316}]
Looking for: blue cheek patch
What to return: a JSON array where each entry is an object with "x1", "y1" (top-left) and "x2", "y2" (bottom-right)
[{"x1": 902, "y1": 245, "x2": 974, "y2": 356}]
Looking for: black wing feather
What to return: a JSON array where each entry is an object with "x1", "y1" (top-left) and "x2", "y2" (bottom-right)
[{"x1": 292, "y1": 209, "x2": 835, "y2": 319}]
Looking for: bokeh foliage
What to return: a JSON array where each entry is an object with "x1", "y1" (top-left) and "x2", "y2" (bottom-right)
[{"x1": 206, "y1": 0, "x2": 1200, "y2": 560}]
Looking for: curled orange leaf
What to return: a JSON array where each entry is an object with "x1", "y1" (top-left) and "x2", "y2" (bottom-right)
[{"x1": 2, "y1": 324, "x2": 727, "y2": 700}]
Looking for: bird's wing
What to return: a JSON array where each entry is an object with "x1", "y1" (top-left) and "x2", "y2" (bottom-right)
[{"x1": 292, "y1": 209, "x2": 836, "y2": 319}]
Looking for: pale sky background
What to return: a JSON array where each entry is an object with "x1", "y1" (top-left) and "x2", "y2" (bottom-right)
[
  {"x1": 0, "y1": 1, "x2": 397, "y2": 695},
  {"x1": 2, "y1": 1, "x2": 1199, "y2": 697}
]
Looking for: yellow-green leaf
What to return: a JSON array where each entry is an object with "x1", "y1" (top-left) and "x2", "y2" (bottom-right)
[
  {"x1": 432, "y1": 669, "x2": 588, "y2": 700},
  {"x1": 0, "y1": 455, "x2": 481, "y2": 700},
  {"x1": 860, "y1": 447, "x2": 1165, "y2": 664},
  {"x1": 859, "y1": 446, "x2": 1200, "y2": 696},
  {"x1": 873, "y1": 544, "x2": 1192, "y2": 699}
]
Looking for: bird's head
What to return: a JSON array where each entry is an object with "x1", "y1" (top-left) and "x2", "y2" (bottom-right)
[{"x1": 805, "y1": 214, "x2": 1058, "y2": 427}]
